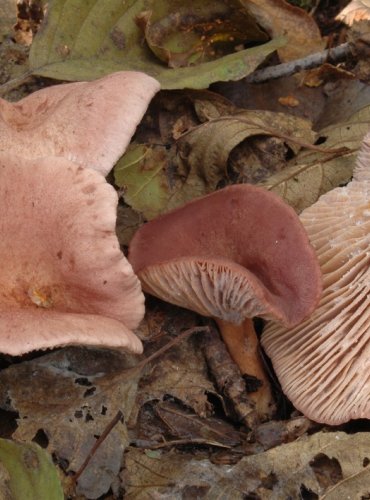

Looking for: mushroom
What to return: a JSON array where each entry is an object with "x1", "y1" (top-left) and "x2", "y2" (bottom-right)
[
  {"x1": 261, "y1": 133, "x2": 370, "y2": 424},
  {"x1": 128, "y1": 184, "x2": 322, "y2": 419},
  {"x1": 0, "y1": 152, "x2": 145, "y2": 355},
  {"x1": 0, "y1": 71, "x2": 160, "y2": 176}
]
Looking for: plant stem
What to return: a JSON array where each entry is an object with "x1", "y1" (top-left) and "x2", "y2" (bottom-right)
[{"x1": 215, "y1": 317, "x2": 275, "y2": 419}]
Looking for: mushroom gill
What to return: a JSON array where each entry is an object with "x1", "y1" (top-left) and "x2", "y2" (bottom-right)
[{"x1": 262, "y1": 133, "x2": 370, "y2": 424}]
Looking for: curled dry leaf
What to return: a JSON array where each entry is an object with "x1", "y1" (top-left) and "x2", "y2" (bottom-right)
[
  {"x1": 259, "y1": 103, "x2": 370, "y2": 212},
  {"x1": 115, "y1": 109, "x2": 315, "y2": 219},
  {"x1": 138, "y1": 0, "x2": 268, "y2": 68},
  {"x1": 240, "y1": 0, "x2": 324, "y2": 61}
]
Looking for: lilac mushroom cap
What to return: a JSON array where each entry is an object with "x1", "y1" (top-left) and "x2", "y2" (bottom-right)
[
  {"x1": 0, "y1": 71, "x2": 160, "y2": 176},
  {"x1": 129, "y1": 184, "x2": 322, "y2": 421},
  {"x1": 0, "y1": 153, "x2": 144, "y2": 355},
  {"x1": 262, "y1": 132, "x2": 370, "y2": 424},
  {"x1": 129, "y1": 184, "x2": 322, "y2": 328}
]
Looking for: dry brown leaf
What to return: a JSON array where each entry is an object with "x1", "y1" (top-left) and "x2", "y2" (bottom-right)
[
  {"x1": 259, "y1": 104, "x2": 370, "y2": 211},
  {"x1": 240, "y1": 0, "x2": 324, "y2": 61},
  {"x1": 122, "y1": 431, "x2": 370, "y2": 499},
  {"x1": 132, "y1": 326, "x2": 216, "y2": 421},
  {"x1": 154, "y1": 401, "x2": 243, "y2": 447},
  {"x1": 336, "y1": 0, "x2": 370, "y2": 26},
  {"x1": 115, "y1": 108, "x2": 315, "y2": 220},
  {"x1": 0, "y1": 347, "x2": 141, "y2": 499}
]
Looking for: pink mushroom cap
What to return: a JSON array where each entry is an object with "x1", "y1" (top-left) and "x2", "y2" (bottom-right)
[
  {"x1": 0, "y1": 153, "x2": 145, "y2": 355},
  {"x1": 129, "y1": 184, "x2": 322, "y2": 327},
  {"x1": 0, "y1": 71, "x2": 160, "y2": 176}
]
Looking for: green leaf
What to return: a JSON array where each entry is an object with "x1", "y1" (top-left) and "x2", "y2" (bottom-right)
[
  {"x1": 29, "y1": 0, "x2": 286, "y2": 89},
  {"x1": 0, "y1": 439, "x2": 63, "y2": 500}
]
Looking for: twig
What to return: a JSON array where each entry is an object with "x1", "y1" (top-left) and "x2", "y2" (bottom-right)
[
  {"x1": 97, "y1": 326, "x2": 210, "y2": 389},
  {"x1": 134, "y1": 326, "x2": 209, "y2": 372},
  {"x1": 0, "y1": 70, "x2": 34, "y2": 97},
  {"x1": 246, "y1": 42, "x2": 352, "y2": 84},
  {"x1": 133, "y1": 437, "x2": 231, "y2": 449},
  {"x1": 72, "y1": 410, "x2": 123, "y2": 483}
]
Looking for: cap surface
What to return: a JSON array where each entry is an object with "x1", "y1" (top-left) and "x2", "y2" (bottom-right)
[
  {"x1": 262, "y1": 176, "x2": 370, "y2": 424},
  {"x1": 129, "y1": 184, "x2": 322, "y2": 326},
  {"x1": 0, "y1": 71, "x2": 160, "y2": 176},
  {"x1": 0, "y1": 153, "x2": 145, "y2": 354}
]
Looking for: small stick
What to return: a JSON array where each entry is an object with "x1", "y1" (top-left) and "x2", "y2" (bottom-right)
[
  {"x1": 72, "y1": 410, "x2": 123, "y2": 483},
  {"x1": 98, "y1": 325, "x2": 210, "y2": 388},
  {"x1": 246, "y1": 42, "x2": 352, "y2": 84}
]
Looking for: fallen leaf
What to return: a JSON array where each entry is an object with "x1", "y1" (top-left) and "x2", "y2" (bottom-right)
[
  {"x1": 115, "y1": 109, "x2": 315, "y2": 219},
  {"x1": 122, "y1": 431, "x2": 370, "y2": 499},
  {"x1": 336, "y1": 0, "x2": 370, "y2": 25},
  {"x1": 0, "y1": 439, "x2": 63, "y2": 500},
  {"x1": 240, "y1": 0, "x2": 325, "y2": 61},
  {"x1": 131, "y1": 308, "x2": 216, "y2": 422},
  {"x1": 259, "y1": 103, "x2": 370, "y2": 211},
  {"x1": 154, "y1": 401, "x2": 243, "y2": 447},
  {"x1": 29, "y1": 0, "x2": 285, "y2": 88},
  {"x1": 0, "y1": 0, "x2": 16, "y2": 40},
  {"x1": 114, "y1": 143, "x2": 187, "y2": 221},
  {"x1": 139, "y1": 0, "x2": 268, "y2": 68},
  {"x1": 0, "y1": 347, "x2": 141, "y2": 499}
]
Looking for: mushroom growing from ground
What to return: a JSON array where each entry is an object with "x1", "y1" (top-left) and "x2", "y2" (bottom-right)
[
  {"x1": 261, "y1": 133, "x2": 370, "y2": 424},
  {"x1": 0, "y1": 152, "x2": 144, "y2": 355},
  {"x1": 0, "y1": 71, "x2": 160, "y2": 176},
  {"x1": 129, "y1": 184, "x2": 322, "y2": 420}
]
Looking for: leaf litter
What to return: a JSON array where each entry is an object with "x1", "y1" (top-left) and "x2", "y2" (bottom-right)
[{"x1": 2, "y1": 0, "x2": 370, "y2": 498}]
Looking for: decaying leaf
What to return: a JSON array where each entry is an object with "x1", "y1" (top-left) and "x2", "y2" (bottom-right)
[
  {"x1": 139, "y1": 0, "x2": 268, "y2": 68},
  {"x1": 29, "y1": 0, "x2": 285, "y2": 89},
  {"x1": 152, "y1": 400, "x2": 243, "y2": 447},
  {"x1": 336, "y1": 0, "x2": 370, "y2": 26},
  {"x1": 132, "y1": 317, "x2": 216, "y2": 422},
  {"x1": 260, "y1": 103, "x2": 370, "y2": 212},
  {"x1": 0, "y1": 0, "x2": 16, "y2": 40},
  {"x1": 0, "y1": 347, "x2": 141, "y2": 499},
  {"x1": 122, "y1": 431, "x2": 370, "y2": 499},
  {"x1": 0, "y1": 439, "x2": 63, "y2": 500},
  {"x1": 115, "y1": 104, "x2": 315, "y2": 219},
  {"x1": 240, "y1": 0, "x2": 325, "y2": 61}
]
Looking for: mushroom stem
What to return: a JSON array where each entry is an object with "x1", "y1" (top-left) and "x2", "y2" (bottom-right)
[{"x1": 215, "y1": 317, "x2": 275, "y2": 419}]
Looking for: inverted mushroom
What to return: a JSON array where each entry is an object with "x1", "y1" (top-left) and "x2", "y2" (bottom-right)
[
  {"x1": 0, "y1": 152, "x2": 144, "y2": 355},
  {"x1": 0, "y1": 71, "x2": 160, "y2": 176},
  {"x1": 262, "y1": 133, "x2": 370, "y2": 424},
  {"x1": 129, "y1": 184, "x2": 322, "y2": 420}
]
